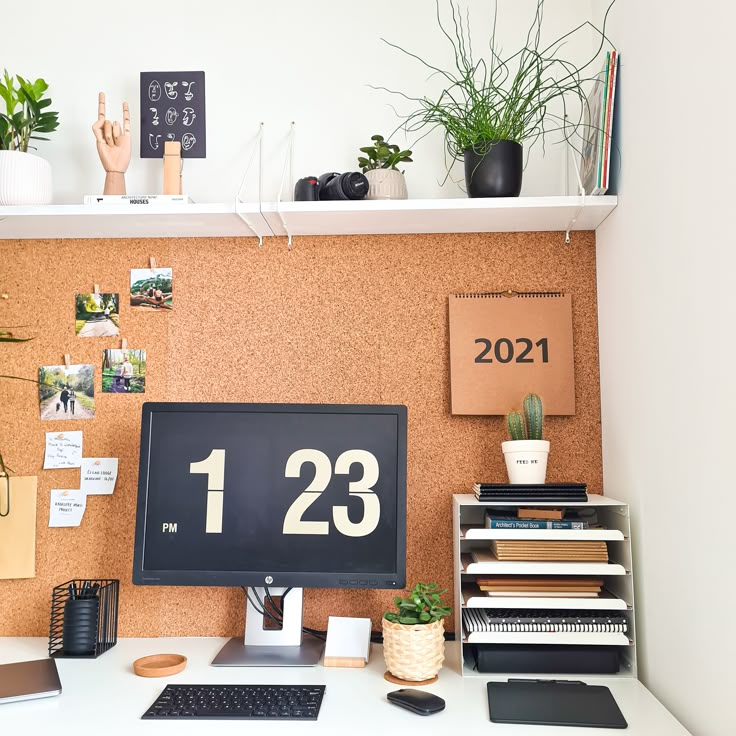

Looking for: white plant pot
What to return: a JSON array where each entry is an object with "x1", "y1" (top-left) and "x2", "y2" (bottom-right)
[
  {"x1": 365, "y1": 168, "x2": 408, "y2": 200},
  {"x1": 502, "y1": 440, "x2": 550, "y2": 484},
  {"x1": 0, "y1": 150, "x2": 53, "y2": 205}
]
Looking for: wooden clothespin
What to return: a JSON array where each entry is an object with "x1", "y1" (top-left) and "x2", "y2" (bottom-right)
[
  {"x1": 64, "y1": 354, "x2": 71, "y2": 368},
  {"x1": 93, "y1": 284, "x2": 100, "y2": 295},
  {"x1": 149, "y1": 256, "x2": 157, "y2": 273},
  {"x1": 121, "y1": 338, "x2": 128, "y2": 350},
  {"x1": 163, "y1": 141, "x2": 182, "y2": 195}
]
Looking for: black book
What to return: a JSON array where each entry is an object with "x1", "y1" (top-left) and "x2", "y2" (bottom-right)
[{"x1": 474, "y1": 483, "x2": 587, "y2": 491}]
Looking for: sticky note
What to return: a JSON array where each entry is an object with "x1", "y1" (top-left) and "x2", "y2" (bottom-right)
[
  {"x1": 49, "y1": 489, "x2": 87, "y2": 527},
  {"x1": 80, "y1": 458, "x2": 119, "y2": 495},
  {"x1": 44, "y1": 431, "x2": 83, "y2": 469}
]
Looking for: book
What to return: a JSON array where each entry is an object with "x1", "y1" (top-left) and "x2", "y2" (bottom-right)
[
  {"x1": 83, "y1": 194, "x2": 192, "y2": 205},
  {"x1": 579, "y1": 51, "x2": 619, "y2": 195},
  {"x1": 476, "y1": 577, "x2": 603, "y2": 588},
  {"x1": 486, "y1": 516, "x2": 588, "y2": 531},
  {"x1": 490, "y1": 540, "x2": 609, "y2": 562},
  {"x1": 517, "y1": 508, "x2": 564, "y2": 520},
  {"x1": 463, "y1": 608, "x2": 627, "y2": 633},
  {"x1": 487, "y1": 591, "x2": 600, "y2": 598}
]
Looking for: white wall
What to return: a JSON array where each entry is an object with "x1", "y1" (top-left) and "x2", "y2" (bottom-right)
[
  {"x1": 594, "y1": 2, "x2": 735, "y2": 735},
  {"x1": 4, "y1": 0, "x2": 599, "y2": 203}
]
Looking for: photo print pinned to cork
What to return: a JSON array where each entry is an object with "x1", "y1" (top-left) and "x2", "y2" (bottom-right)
[
  {"x1": 130, "y1": 266, "x2": 172, "y2": 310},
  {"x1": 102, "y1": 349, "x2": 146, "y2": 393},
  {"x1": 38, "y1": 363, "x2": 95, "y2": 420},
  {"x1": 75, "y1": 292, "x2": 120, "y2": 337}
]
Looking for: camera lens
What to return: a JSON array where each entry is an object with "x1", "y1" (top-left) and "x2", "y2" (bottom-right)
[{"x1": 318, "y1": 172, "x2": 369, "y2": 201}]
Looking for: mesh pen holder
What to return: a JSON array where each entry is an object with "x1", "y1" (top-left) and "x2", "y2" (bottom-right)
[{"x1": 49, "y1": 579, "x2": 119, "y2": 658}]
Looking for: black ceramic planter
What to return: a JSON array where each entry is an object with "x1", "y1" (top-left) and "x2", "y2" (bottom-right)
[{"x1": 464, "y1": 140, "x2": 523, "y2": 198}]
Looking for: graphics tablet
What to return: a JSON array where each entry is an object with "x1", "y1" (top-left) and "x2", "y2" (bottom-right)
[{"x1": 487, "y1": 680, "x2": 627, "y2": 729}]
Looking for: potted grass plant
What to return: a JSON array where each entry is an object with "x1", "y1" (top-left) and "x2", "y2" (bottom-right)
[
  {"x1": 358, "y1": 134, "x2": 412, "y2": 200},
  {"x1": 0, "y1": 71, "x2": 60, "y2": 205},
  {"x1": 382, "y1": 582, "x2": 451, "y2": 683},
  {"x1": 503, "y1": 393, "x2": 549, "y2": 484},
  {"x1": 375, "y1": 0, "x2": 616, "y2": 197}
]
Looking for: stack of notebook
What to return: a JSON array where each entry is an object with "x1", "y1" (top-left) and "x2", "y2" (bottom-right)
[
  {"x1": 463, "y1": 608, "x2": 627, "y2": 633},
  {"x1": 473, "y1": 483, "x2": 587, "y2": 502},
  {"x1": 476, "y1": 577, "x2": 603, "y2": 598},
  {"x1": 489, "y1": 540, "x2": 609, "y2": 562}
]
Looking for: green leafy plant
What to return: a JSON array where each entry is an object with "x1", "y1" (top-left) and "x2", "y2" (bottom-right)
[
  {"x1": 384, "y1": 582, "x2": 451, "y2": 625},
  {"x1": 358, "y1": 134, "x2": 413, "y2": 173},
  {"x1": 0, "y1": 70, "x2": 60, "y2": 152},
  {"x1": 507, "y1": 393, "x2": 544, "y2": 440},
  {"x1": 374, "y1": 0, "x2": 616, "y2": 165}
]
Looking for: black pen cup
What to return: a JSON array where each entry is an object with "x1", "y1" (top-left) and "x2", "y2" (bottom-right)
[
  {"x1": 49, "y1": 579, "x2": 119, "y2": 659},
  {"x1": 62, "y1": 597, "x2": 99, "y2": 655}
]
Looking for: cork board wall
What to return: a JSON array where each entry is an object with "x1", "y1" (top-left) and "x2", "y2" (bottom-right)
[{"x1": 0, "y1": 231, "x2": 602, "y2": 636}]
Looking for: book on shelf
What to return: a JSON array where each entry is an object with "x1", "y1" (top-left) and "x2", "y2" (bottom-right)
[
  {"x1": 486, "y1": 591, "x2": 600, "y2": 598},
  {"x1": 473, "y1": 482, "x2": 588, "y2": 502},
  {"x1": 579, "y1": 50, "x2": 619, "y2": 195},
  {"x1": 490, "y1": 540, "x2": 609, "y2": 562},
  {"x1": 485, "y1": 515, "x2": 589, "y2": 531},
  {"x1": 83, "y1": 194, "x2": 193, "y2": 205},
  {"x1": 517, "y1": 507, "x2": 564, "y2": 520},
  {"x1": 463, "y1": 608, "x2": 627, "y2": 634}
]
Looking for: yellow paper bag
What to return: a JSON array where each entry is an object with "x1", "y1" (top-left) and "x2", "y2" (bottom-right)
[{"x1": 0, "y1": 475, "x2": 37, "y2": 579}]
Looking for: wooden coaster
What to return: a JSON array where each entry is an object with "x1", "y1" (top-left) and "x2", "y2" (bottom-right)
[
  {"x1": 384, "y1": 671, "x2": 438, "y2": 687},
  {"x1": 133, "y1": 653, "x2": 187, "y2": 677}
]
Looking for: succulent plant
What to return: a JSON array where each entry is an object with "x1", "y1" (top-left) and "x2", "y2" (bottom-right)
[
  {"x1": 507, "y1": 393, "x2": 544, "y2": 440},
  {"x1": 523, "y1": 393, "x2": 544, "y2": 440}
]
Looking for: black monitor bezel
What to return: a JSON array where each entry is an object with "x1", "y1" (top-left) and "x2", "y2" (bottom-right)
[{"x1": 133, "y1": 402, "x2": 407, "y2": 589}]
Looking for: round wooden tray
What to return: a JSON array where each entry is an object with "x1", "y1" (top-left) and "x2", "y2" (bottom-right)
[{"x1": 133, "y1": 653, "x2": 187, "y2": 678}]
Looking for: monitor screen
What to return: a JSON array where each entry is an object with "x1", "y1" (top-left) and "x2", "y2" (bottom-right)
[{"x1": 133, "y1": 403, "x2": 407, "y2": 589}]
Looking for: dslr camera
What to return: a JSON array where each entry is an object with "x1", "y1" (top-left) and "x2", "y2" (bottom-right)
[{"x1": 294, "y1": 172, "x2": 369, "y2": 201}]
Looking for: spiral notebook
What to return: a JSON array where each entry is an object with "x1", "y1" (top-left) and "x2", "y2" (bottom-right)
[{"x1": 449, "y1": 291, "x2": 575, "y2": 415}]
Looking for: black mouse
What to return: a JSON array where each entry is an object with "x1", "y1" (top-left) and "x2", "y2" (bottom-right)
[{"x1": 387, "y1": 688, "x2": 446, "y2": 716}]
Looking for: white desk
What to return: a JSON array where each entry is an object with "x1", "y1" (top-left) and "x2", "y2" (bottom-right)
[{"x1": 0, "y1": 638, "x2": 690, "y2": 734}]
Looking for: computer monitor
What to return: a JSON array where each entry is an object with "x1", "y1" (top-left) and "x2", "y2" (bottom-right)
[{"x1": 133, "y1": 402, "x2": 407, "y2": 666}]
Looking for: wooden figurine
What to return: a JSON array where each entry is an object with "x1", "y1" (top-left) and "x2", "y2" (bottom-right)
[
  {"x1": 163, "y1": 141, "x2": 182, "y2": 195},
  {"x1": 92, "y1": 92, "x2": 131, "y2": 195}
]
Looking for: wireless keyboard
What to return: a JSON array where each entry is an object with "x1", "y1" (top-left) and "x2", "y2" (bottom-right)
[{"x1": 142, "y1": 684, "x2": 326, "y2": 720}]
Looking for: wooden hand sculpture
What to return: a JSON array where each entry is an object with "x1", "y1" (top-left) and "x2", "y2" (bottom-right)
[{"x1": 92, "y1": 92, "x2": 131, "y2": 195}]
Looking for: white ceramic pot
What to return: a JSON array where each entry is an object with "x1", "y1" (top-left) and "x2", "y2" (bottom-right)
[
  {"x1": 502, "y1": 440, "x2": 550, "y2": 484},
  {"x1": 0, "y1": 150, "x2": 53, "y2": 205},
  {"x1": 365, "y1": 168, "x2": 408, "y2": 200}
]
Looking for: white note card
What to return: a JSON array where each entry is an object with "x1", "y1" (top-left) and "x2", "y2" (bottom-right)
[
  {"x1": 324, "y1": 616, "x2": 372, "y2": 662},
  {"x1": 49, "y1": 489, "x2": 87, "y2": 527},
  {"x1": 44, "y1": 431, "x2": 83, "y2": 469},
  {"x1": 80, "y1": 458, "x2": 119, "y2": 495}
]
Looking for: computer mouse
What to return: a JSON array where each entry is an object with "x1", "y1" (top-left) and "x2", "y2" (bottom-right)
[{"x1": 387, "y1": 688, "x2": 446, "y2": 716}]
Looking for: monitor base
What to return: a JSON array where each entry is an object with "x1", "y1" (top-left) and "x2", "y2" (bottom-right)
[{"x1": 211, "y1": 636, "x2": 324, "y2": 667}]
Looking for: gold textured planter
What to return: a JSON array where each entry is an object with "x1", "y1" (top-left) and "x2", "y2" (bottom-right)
[{"x1": 382, "y1": 618, "x2": 445, "y2": 682}]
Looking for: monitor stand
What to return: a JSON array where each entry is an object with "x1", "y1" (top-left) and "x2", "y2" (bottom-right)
[{"x1": 211, "y1": 587, "x2": 324, "y2": 667}]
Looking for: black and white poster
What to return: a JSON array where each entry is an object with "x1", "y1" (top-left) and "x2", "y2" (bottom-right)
[{"x1": 140, "y1": 71, "x2": 206, "y2": 158}]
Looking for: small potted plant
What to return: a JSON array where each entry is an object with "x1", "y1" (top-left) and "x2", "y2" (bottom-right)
[
  {"x1": 0, "y1": 70, "x2": 60, "y2": 205},
  {"x1": 382, "y1": 582, "x2": 451, "y2": 683},
  {"x1": 503, "y1": 393, "x2": 550, "y2": 484},
  {"x1": 358, "y1": 134, "x2": 412, "y2": 200}
]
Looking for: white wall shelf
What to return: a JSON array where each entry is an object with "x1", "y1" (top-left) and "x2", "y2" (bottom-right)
[
  {"x1": 0, "y1": 203, "x2": 259, "y2": 240},
  {"x1": 0, "y1": 195, "x2": 616, "y2": 240},
  {"x1": 262, "y1": 196, "x2": 617, "y2": 237}
]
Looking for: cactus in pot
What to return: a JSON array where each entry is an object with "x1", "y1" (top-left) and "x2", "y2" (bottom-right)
[{"x1": 502, "y1": 393, "x2": 550, "y2": 483}]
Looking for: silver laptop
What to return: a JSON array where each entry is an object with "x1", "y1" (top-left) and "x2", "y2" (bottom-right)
[{"x1": 0, "y1": 658, "x2": 62, "y2": 704}]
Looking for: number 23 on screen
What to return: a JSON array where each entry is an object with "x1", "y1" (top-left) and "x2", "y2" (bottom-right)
[{"x1": 190, "y1": 448, "x2": 380, "y2": 538}]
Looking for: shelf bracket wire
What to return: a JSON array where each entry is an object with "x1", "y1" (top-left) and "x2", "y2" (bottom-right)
[
  {"x1": 276, "y1": 122, "x2": 296, "y2": 250},
  {"x1": 234, "y1": 122, "x2": 267, "y2": 247},
  {"x1": 564, "y1": 155, "x2": 587, "y2": 245}
]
